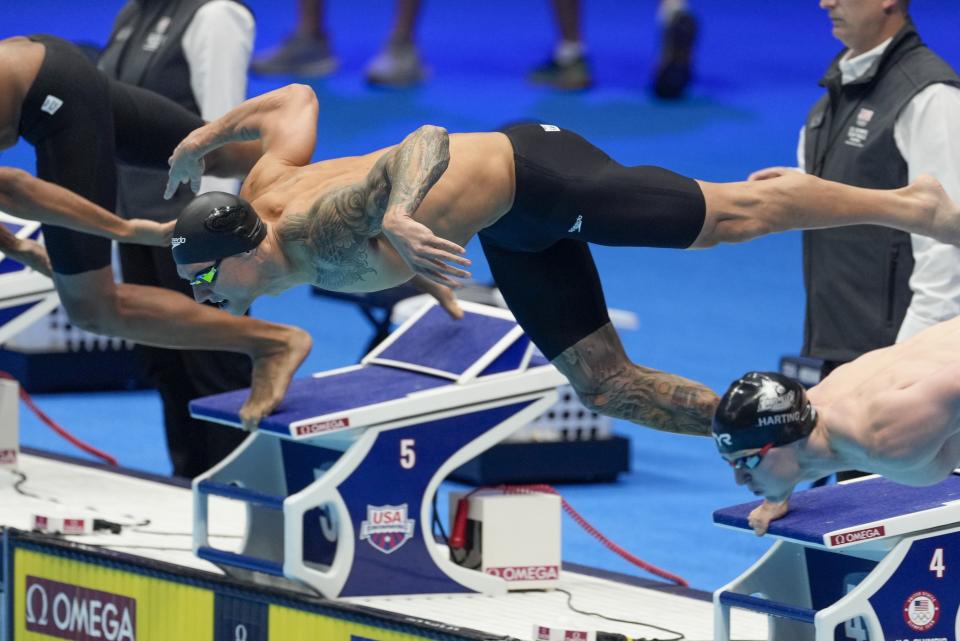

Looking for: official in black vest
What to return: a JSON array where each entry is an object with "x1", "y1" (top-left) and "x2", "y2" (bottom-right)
[
  {"x1": 99, "y1": 0, "x2": 257, "y2": 478},
  {"x1": 754, "y1": 0, "x2": 960, "y2": 375}
]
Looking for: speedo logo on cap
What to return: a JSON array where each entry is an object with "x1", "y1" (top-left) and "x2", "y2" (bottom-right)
[{"x1": 170, "y1": 236, "x2": 186, "y2": 248}]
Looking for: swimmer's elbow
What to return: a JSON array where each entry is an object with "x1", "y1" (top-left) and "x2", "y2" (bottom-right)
[{"x1": 278, "y1": 83, "x2": 318, "y2": 117}]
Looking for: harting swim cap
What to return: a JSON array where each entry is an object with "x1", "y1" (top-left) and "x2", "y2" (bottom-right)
[
  {"x1": 712, "y1": 372, "x2": 817, "y2": 455},
  {"x1": 171, "y1": 192, "x2": 267, "y2": 264}
]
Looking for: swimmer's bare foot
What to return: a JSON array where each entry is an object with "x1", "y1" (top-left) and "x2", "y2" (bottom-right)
[
  {"x1": 910, "y1": 175, "x2": 960, "y2": 246},
  {"x1": 240, "y1": 326, "x2": 312, "y2": 430}
]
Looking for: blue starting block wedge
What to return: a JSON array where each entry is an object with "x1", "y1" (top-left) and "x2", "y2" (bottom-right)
[
  {"x1": 0, "y1": 213, "x2": 57, "y2": 345},
  {"x1": 713, "y1": 473, "x2": 960, "y2": 641},
  {"x1": 190, "y1": 301, "x2": 567, "y2": 598}
]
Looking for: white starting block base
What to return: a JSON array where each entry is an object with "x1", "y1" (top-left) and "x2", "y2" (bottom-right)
[
  {"x1": 714, "y1": 473, "x2": 960, "y2": 641},
  {"x1": 0, "y1": 451, "x2": 768, "y2": 641},
  {"x1": 190, "y1": 302, "x2": 576, "y2": 599}
]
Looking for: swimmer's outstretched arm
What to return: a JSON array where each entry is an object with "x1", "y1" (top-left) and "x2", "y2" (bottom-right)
[
  {"x1": 165, "y1": 84, "x2": 318, "y2": 198},
  {"x1": 0, "y1": 167, "x2": 172, "y2": 247}
]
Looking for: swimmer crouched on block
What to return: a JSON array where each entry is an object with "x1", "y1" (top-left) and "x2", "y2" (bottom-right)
[
  {"x1": 714, "y1": 316, "x2": 960, "y2": 536},
  {"x1": 167, "y1": 83, "x2": 960, "y2": 431},
  {"x1": 1, "y1": 39, "x2": 460, "y2": 430}
]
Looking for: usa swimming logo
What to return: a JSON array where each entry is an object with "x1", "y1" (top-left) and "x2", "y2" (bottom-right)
[{"x1": 359, "y1": 504, "x2": 416, "y2": 554}]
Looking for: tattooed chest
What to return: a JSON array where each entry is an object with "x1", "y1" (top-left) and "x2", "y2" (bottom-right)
[{"x1": 310, "y1": 241, "x2": 379, "y2": 290}]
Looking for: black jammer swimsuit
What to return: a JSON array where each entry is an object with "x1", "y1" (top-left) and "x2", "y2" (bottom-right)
[
  {"x1": 19, "y1": 35, "x2": 205, "y2": 274},
  {"x1": 479, "y1": 123, "x2": 706, "y2": 360}
]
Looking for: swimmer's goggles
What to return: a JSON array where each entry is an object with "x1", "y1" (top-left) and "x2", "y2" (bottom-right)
[
  {"x1": 189, "y1": 258, "x2": 223, "y2": 287},
  {"x1": 728, "y1": 443, "x2": 774, "y2": 471}
]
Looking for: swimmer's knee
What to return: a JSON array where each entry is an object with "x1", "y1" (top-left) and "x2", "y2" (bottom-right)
[
  {"x1": 697, "y1": 182, "x2": 778, "y2": 246},
  {"x1": 552, "y1": 323, "x2": 631, "y2": 414},
  {"x1": 569, "y1": 365, "x2": 634, "y2": 416},
  {"x1": 572, "y1": 385, "x2": 606, "y2": 414}
]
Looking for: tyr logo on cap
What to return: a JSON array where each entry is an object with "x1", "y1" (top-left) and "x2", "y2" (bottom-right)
[
  {"x1": 170, "y1": 236, "x2": 187, "y2": 248},
  {"x1": 713, "y1": 433, "x2": 732, "y2": 447}
]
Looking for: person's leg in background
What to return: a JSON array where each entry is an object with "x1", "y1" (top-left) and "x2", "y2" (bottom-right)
[
  {"x1": 529, "y1": 0, "x2": 593, "y2": 90},
  {"x1": 251, "y1": 0, "x2": 338, "y2": 77},
  {"x1": 365, "y1": 0, "x2": 427, "y2": 88},
  {"x1": 653, "y1": 0, "x2": 698, "y2": 99}
]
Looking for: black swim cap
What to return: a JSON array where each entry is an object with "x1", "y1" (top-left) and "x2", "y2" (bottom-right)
[
  {"x1": 171, "y1": 192, "x2": 267, "y2": 264},
  {"x1": 712, "y1": 372, "x2": 817, "y2": 455}
]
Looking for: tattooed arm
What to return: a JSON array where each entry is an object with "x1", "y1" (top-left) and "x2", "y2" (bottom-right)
[
  {"x1": 579, "y1": 364, "x2": 719, "y2": 436},
  {"x1": 273, "y1": 126, "x2": 474, "y2": 292},
  {"x1": 274, "y1": 147, "x2": 418, "y2": 292},
  {"x1": 378, "y1": 126, "x2": 472, "y2": 287},
  {"x1": 166, "y1": 84, "x2": 318, "y2": 198},
  {"x1": 553, "y1": 324, "x2": 719, "y2": 437}
]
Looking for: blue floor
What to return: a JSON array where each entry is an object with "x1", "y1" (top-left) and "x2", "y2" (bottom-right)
[{"x1": 4, "y1": 0, "x2": 959, "y2": 592}]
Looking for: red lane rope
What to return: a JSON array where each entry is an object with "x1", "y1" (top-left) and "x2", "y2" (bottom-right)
[
  {"x1": 500, "y1": 483, "x2": 689, "y2": 587},
  {"x1": 0, "y1": 371, "x2": 118, "y2": 466}
]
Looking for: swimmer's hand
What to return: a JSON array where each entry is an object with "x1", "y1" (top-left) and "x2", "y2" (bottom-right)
[
  {"x1": 165, "y1": 137, "x2": 206, "y2": 199},
  {"x1": 383, "y1": 211, "x2": 471, "y2": 287},
  {"x1": 748, "y1": 166, "x2": 800, "y2": 181},
  {"x1": 410, "y1": 275, "x2": 464, "y2": 320},
  {"x1": 8, "y1": 237, "x2": 52, "y2": 278},
  {"x1": 747, "y1": 498, "x2": 789, "y2": 536},
  {"x1": 125, "y1": 219, "x2": 176, "y2": 247}
]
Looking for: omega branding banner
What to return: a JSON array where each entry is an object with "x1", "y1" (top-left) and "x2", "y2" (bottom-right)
[
  {"x1": 9, "y1": 541, "x2": 471, "y2": 641},
  {"x1": 15, "y1": 548, "x2": 214, "y2": 641},
  {"x1": 24, "y1": 576, "x2": 136, "y2": 641}
]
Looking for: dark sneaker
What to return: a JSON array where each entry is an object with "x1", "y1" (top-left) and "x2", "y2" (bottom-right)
[
  {"x1": 365, "y1": 43, "x2": 427, "y2": 88},
  {"x1": 251, "y1": 34, "x2": 338, "y2": 77},
  {"x1": 652, "y1": 10, "x2": 697, "y2": 99},
  {"x1": 528, "y1": 55, "x2": 593, "y2": 91}
]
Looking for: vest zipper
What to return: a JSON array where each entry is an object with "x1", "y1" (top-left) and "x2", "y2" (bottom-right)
[{"x1": 885, "y1": 244, "x2": 901, "y2": 324}]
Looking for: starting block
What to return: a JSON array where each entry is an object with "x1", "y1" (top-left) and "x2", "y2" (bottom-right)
[
  {"x1": 713, "y1": 473, "x2": 960, "y2": 641},
  {"x1": 189, "y1": 301, "x2": 567, "y2": 598}
]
